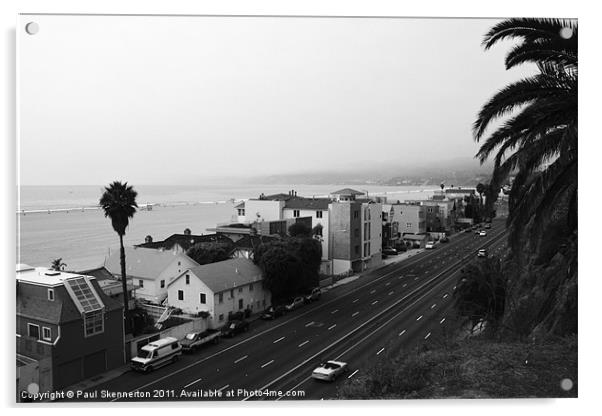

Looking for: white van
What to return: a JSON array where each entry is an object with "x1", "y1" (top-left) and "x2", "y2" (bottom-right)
[{"x1": 130, "y1": 337, "x2": 182, "y2": 372}]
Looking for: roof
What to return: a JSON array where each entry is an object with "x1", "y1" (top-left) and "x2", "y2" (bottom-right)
[
  {"x1": 17, "y1": 295, "x2": 64, "y2": 324},
  {"x1": 283, "y1": 197, "x2": 331, "y2": 210},
  {"x1": 104, "y1": 247, "x2": 196, "y2": 280},
  {"x1": 234, "y1": 201, "x2": 245, "y2": 209},
  {"x1": 78, "y1": 266, "x2": 115, "y2": 281},
  {"x1": 402, "y1": 234, "x2": 427, "y2": 240},
  {"x1": 170, "y1": 258, "x2": 263, "y2": 293},
  {"x1": 17, "y1": 265, "x2": 91, "y2": 286},
  {"x1": 331, "y1": 188, "x2": 365, "y2": 196},
  {"x1": 233, "y1": 234, "x2": 277, "y2": 250},
  {"x1": 136, "y1": 233, "x2": 233, "y2": 251}
]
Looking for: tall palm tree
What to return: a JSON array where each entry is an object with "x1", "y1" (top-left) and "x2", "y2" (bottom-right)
[
  {"x1": 473, "y1": 18, "x2": 577, "y2": 246},
  {"x1": 99, "y1": 181, "x2": 138, "y2": 327}
]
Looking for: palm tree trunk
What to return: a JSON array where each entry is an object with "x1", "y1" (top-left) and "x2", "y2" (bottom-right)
[{"x1": 119, "y1": 234, "x2": 130, "y2": 332}]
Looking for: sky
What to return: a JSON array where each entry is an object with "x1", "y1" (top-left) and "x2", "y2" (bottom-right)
[{"x1": 17, "y1": 15, "x2": 536, "y2": 185}]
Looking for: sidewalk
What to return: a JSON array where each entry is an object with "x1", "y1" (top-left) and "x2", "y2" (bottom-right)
[{"x1": 63, "y1": 364, "x2": 131, "y2": 393}]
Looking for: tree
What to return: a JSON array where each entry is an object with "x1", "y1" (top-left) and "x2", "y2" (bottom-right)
[
  {"x1": 50, "y1": 258, "x2": 66, "y2": 271},
  {"x1": 473, "y1": 18, "x2": 577, "y2": 248},
  {"x1": 99, "y1": 181, "x2": 138, "y2": 329},
  {"x1": 476, "y1": 183, "x2": 485, "y2": 206},
  {"x1": 186, "y1": 243, "x2": 232, "y2": 265},
  {"x1": 288, "y1": 222, "x2": 311, "y2": 237}
]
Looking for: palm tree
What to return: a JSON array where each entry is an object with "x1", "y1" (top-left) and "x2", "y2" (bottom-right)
[
  {"x1": 50, "y1": 258, "x2": 66, "y2": 271},
  {"x1": 476, "y1": 182, "x2": 485, "y2": 206},
  {"x1": 473, "y1": 18, "x2": 577, "y2": 246},
  {"x1": 99, "y1": 181, "x2": 138, "y2": 327}
]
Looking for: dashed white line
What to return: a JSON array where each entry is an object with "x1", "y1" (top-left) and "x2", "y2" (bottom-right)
[
  {"x1": 416, "y1": 315, "x2": 423, "y2": 321},
  {"x1": 261, "y1": 360, "x2": 274, "y2": 368},
  {"x1": 273, "y1": 336, "x2": 285, "y2": 344},
  {"x1": 370, "y1": 290, "x2": 376, "y2": 294},
  {"x1": 431, "y1": 303, "x2": 437, "y2": 309},
  {"x1": 331, "y1": 309, "x2": 339, "y2": 314},
  {"x1": 234, "y1": 355, "x2": 248, "y2": 364},
  {"x1": 353, "y1": 299, "x2": 359, "y2": 303},
  {"x1": 218, "y1": 384, "x2": 230, "y2": 392},
  {"x1": 385, "y1": 282, "x2": 391, "y2": 286},
  {"x1": 347, "y1": 369, "x2": 359, "y2": 379},
  {"x1": 298, "y1": 340, "x2": 309, "y2": 347},
  {"x1": 388, "y1": 291, "x2": 394, "y2": 296},
  {"x1": 376, "y1": 347, "x2": 385, "y2": 355},
  {"x1": 305, "y1": 321, "x2": 314, "y2": 327},
  {"x1": 398, "y1": 329, "x2": 406, "y2": 336},
  {"x1": 328, "y1": 324, "x2": 337, "y2": 330},
  {"x1": 453, "y1": 286, "x2": 457, "y2": 290},
  {"x1": 403, "y1": 284, "x2": 407, "y2": 288},
  {"x1": 371, "y1": 300, "x2": 379, "y2": 305},
  {"x1": 443, "y1": 293, "x2": 449, "y2": 299},
  {"x1": 352, "y1": 312, "x2": 359, "y2": 317},
  {"x1": 424, "y1": 332, "x2": 431, "y2": 340},
  {"x1": 184, "y1": 377, "x2": 203, "y2": 388},
  {"x1": 440, "y1": 318, "x2": 446, "y2": 324}
]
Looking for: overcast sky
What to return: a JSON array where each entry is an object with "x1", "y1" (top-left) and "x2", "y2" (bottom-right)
[{"x1": 18, "y1": 15, "x2": 535, "y2": 185}]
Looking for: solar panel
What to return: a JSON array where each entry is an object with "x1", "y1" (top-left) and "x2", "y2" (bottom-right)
[{"x1": 65, "y1": 277, "x2": 103, "y2": 312}]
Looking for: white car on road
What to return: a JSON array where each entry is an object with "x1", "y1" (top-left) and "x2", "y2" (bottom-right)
[
  {"x1": 425, "y1": 241, "x2": 435, "y2": 249},
  {"x1": 311, "y1": 360, "x2": 349, "y2": 381},
  {"x1": 479, "y1": 231, "x2": 487, "y2": 237}
]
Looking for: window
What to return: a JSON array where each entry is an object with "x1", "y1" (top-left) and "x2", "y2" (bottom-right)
[
  {"x1": 178, "y1": 261, "x2": 181, "y2": 266},
  {"x1": 407, "y1": 223, "x2": 412, "y2": 228},
  {"x1": 353, "y1": 211, "x2": 359, "y2": 219},
  {"x1": 354, "y1": 229, "x2": 360, "y2": 238},
  {"x1": 138, "y1": 279, "x2": 144, "y2": 288},
  {"x1": 238, "y1": 287, "x2": 243, "y2": 293},
  {"x1": 218, "y1": 293, "x2": 223, "y2": 304},
  {"x1": 160, "y1": 280, "x2": 165, "y2": 288},
  {"x1": 219, "y1": 314, "x2": 224, "y2": 322},
  {"x1": 230, "y1": 289, "x2": 234, "y2": 298},
  {"x1": 200, "y1": 293, "x2": 206, "y2": 304},
  {"x1": 27, "y1": 323, "x2": 40, "y2": 339},
  {"x1": 238, "y1": 299, "x2": 244, "y2": 310},
  {"x1": 178, "y1": 290, "x2": 184, "y2": 301},
  {"x1": 249, "y1": 283, "x2": 254, "y2": 292},
  {"x1": 185, "y1": 275, "x2": 190, "y2": 285},
  {"x1": 42, "y1": 327, "x2": 51, "y2": 341},
  {"x1": 355, "y1": 245, "x2": 360, "y2": 255},
  {"x1": 316, "y1": 210, "x2": 323, "y2": 218},
  {"x1": 293, "y1": 210, "x2": 300, "y2": 218},
  {"x1": 84, "y1": 310, "x2": 104, "y2": 337},
  {"x1": 47, "y1": 289, "x2": 54, "y2": 301},
  {"x1": 237, "y1": 208, "x2": 245, "y2": 216}
]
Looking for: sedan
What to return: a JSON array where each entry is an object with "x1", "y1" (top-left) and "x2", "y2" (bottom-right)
[
  {"x1": 425, "y1": 241, "x2": 435, "y2": 249},
  {"x1": 285, "y1": 297, "x2": 305, "y2": 311},
  {"x1": 477, "y1": 248, "x2": 487, "y2": 257},
  {"x1": 311, "y1": 360, "x2": 349, "y2": 381},
  {"x1": 260, "y1": 305, "x2": 287, "y2": 320},
  {"x1": 479, "y1": 231, "x2": 487, "y2": 237},
  {"x1": 221, "y1": 320, "x2": 250, "y2": 337},
  {"x1": 382, "y1": 247, "x2": 398, "y2": 256}
]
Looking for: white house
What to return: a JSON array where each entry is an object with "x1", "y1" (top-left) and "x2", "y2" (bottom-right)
[
  {"x1": 167, "y1": 258, "x2": 270, "y2": 328},
  {"x1": 104, "y1": 247, "x2": 200, "y2": 304}
]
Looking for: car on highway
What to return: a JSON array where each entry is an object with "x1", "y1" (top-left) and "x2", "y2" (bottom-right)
[
  {"x1": 260, "y1": 305, "x2": 287, "y2": 320},
  {"x1": 304, "y1": 287, "x2": 322, "y2": 303},
  {"x1": 311, "y1": 360, "x2": 349, "y2": 381},
  {"x1": 221, "y1": 319, "x2": 250, "y2": 337},
  {"x1": 180, "y1": 329, "x2": 220, "y2": 352},
  {"x1": 285, "y1": 296, "x2": 305, "y2": 311},
  {"x1": 478, "y1": 248, "x2": 488, "y2": 257},
  {"x1": 382, "y1": 247, "x2": 398, "y2": 256},
  {"x1": 130, "y1": 337, "x2": 182, "y2": 372},
  {"x1": 425, "y1": 241, "x2": 435, "y2": 249},
  {"x1": 479, "y1": 230, "x2": 487, "y2": 237}
]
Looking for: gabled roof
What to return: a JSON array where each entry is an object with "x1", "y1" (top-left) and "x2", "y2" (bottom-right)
[
  {"x1": 331, "y1": 188, "x2": 364, "y2": 196},
  {"x1": 104, "y1": 247, "x2": 197, "y2": 280},
  {"x1": 170, "y1": 258, "x2": 263, "y2": 293},
  {"x1": 78, "y1": 266, "x2": 114, "y2": 281},
  {"x1": 136, "y1": 233, "x2": 233, "y2": 251},
  {"x1": 283, "y1": 197, "x2": 331, "y2": 210}
]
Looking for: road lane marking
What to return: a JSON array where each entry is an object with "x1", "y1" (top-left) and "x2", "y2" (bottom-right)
[
  {"x1": 261, "y1": 360, "x2": 274, "y2": 368},
  {"x1": 453, "y1": 286, "x2": 457, "y2": 290},
  {"x1": 353, "y1": 299, "x2": 359, "y2": 303},
  {"x1": 305, "y1": 321, "x2": 314, "y2": 327},
  {"x1": 399, "y1": 329, "x2": 406, "y2": 336},
  {"x1": 328, "y1": 324, "x2": 337, "y2": 330},
  {"x1": 184, "y1": 377, "x2": 203, "y2": 388},
  {"x1": 218, "y1": 384, "x2": 230, "y2": 392},
  {"x1": 331, "y1": 309, "x2": 339, "y2": 314},
  {"x1": 370, "y1": 290, "x2": 376, "y2": 294},
  {"x1": 234, "y1": 355, "x2": 248, "y2": 364},
  {"x1": 440, "y1": 318, "x2": 446, "y2": 324},
  {"x1": 298, "y1": 340, "x2": 309, "y2": 347},
  {"x1": 371, "y1": 300, "x2": 378, "y2": 305},
  {"x1": 352, "y1": 312, "x2": 359, "y2": 317},
  {"x1": 385, "y1": 282, "x2": 390, "y2": 286},
  {"x1": 416, "y1": 315, "x2": 423, "y2": 321},
  {"x1": 431, "y1": 303, "x2": 437, "y2": 309},
  {"x1": 424, "y1": 332, "x2": 431, "y2": 340},
  {"x1": 403, "y1": 283, "x2": 407, "y2": 287},
  {"x1": 388, "y1": 291, "x2": 394, "y2": 296},
  {"x1": 376, "y1": 348, "x2": 385, "y2": 355},
  {"x1": 347, "y1": 369, "x2": 359, "y2": 379},
  {"x1": 273, "y1": 336, "x2": 285, "y2": 344},
  {"x1": 443, "y1": 293, "x2": 449, "y2": 299}
]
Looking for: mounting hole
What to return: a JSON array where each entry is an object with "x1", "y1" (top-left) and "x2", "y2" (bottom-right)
[{"x1": 25, "y1": 22, "x2": 39, "y2": 35}]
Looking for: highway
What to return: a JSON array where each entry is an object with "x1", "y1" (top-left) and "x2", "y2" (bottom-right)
[{"x1": 75, "y1": 219, "x2": 507, "y2": 402}]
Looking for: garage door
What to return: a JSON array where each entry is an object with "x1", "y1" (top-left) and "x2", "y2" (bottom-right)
[
  {"x1": 56, "y1": 358, "x2": 82, "y2": 389},
  {"x1": 83, "y1": 350, "x2": 106, "y2": 379}
]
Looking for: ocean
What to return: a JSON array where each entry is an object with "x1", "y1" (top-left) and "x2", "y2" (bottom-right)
[{"x1": 17, "y1": 184, "x2": 438, "y2": 271}]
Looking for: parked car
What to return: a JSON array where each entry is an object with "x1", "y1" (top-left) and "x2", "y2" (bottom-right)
[
  {"x1": 130, "y1": 337, "x2": 182, "y2": 372},
  {"x1": 425, "y1": 241, "x2": 435, "y2": 249},
  {"x1": 382, "y1": 247, "x2": 398, "y2": 256},
  {"x1": 479, "y1": 230, "x2": 487, "y2": 237},
  {"x1": 440, "y1": 236, "x2": 449, "y2": 243},
  {"x1": 304, "y1": 287, "x2": 322, "y2": 303},
  {"x1": 286, "y1": 297, "x2": 305, "y2": 311},
  {"x1": 180, "y1": 329, "x2": 220, "y2": 352},
  {"x1": 260, "y1": 305, "x2": 287, "y2": 320},
  {"x1": 311, "y1": 360, "x2": 349, "y2": 381},
  {"x1": 477, "y1": 248, "x2": 488, "y2": 257},
  {"x1": 485, "y1": 224, "x2": 491, "y2": 229},
  {"x1": 221, "y1": 319, "x2": 250, "y2": 337}
]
